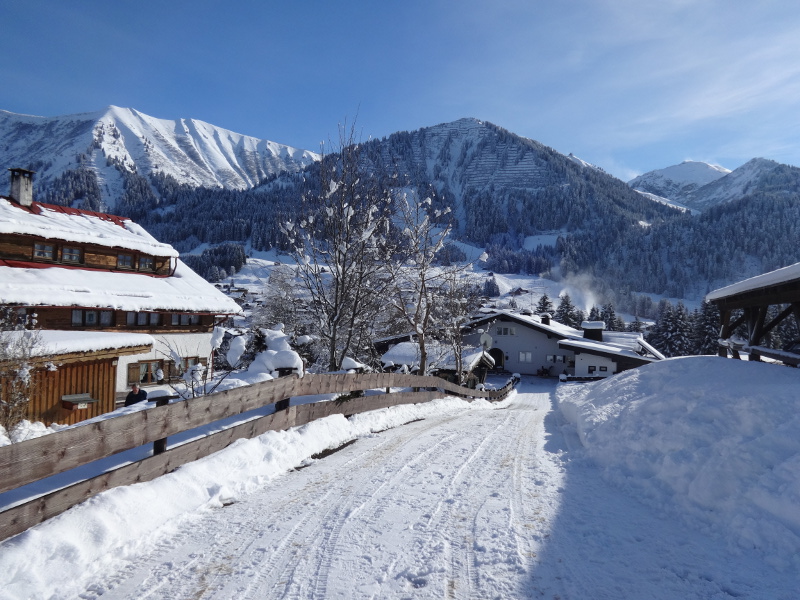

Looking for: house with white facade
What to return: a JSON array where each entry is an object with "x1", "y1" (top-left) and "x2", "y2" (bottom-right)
[
  {"x1": 0, "y1": 168, "x2": 242, "y2": 423},
  {"x1": 462, "y1": 309, "x2": 662, "y2": 378}
]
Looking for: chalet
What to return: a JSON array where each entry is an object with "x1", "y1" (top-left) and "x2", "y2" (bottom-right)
[
  {"x1": 380, "y1": 340, "x2": 495, "y2": 387},
  {"x1": 707, "y1": 261, "x2": 800, "y2": 365},
  {"x1": 462, "y1": 309, "x2": 663, "y2": 378},
  {"x1": 0, "y1": 168, "x2": 242, "y2": 423}
]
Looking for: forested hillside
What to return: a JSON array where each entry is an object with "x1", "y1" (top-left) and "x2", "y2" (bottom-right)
[{"x1": 15, "y1": 112, "x2": 800, "y2": 305}]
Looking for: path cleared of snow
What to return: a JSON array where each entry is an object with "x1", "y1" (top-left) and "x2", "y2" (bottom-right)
[{"x1": 1, "y1": 377, "x2": 796, "y2": 599}]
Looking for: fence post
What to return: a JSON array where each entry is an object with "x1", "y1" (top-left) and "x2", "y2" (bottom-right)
[{"x1": 153, "y1": 397, "x2": 170, "y2": 455}]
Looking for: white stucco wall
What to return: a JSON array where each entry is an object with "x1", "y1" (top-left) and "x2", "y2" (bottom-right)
[
  {"x1": 465, "y1": 317, "x2": 574, "y2": 376},
  {"x1": 573, "y1": 352, "x2": 616, "y2": 378},
  {"x1": 116, "y1": 332, "x2": 214, "y2": 395}
]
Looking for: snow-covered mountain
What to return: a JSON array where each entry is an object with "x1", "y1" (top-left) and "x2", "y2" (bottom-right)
[
  {"x1": 0, "y1": 106, "x2": 318, "y2": 210},
  {"x1": 680, "y1": 157, "x2": 782, "y2": 211},
  {"x1": 628, "y1": 160, "x2": 730, "y2": 205},
  {"x1": 628, "y1": 158, "x2": 791, "y2": 212}
]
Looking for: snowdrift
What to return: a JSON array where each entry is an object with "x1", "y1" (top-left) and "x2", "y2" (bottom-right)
[{"x1": 557, "y1": 356, "x2": 800, "y2": 570}]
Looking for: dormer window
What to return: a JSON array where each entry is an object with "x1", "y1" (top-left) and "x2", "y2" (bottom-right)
[
  {"x1": 118, "y1": 254, "x2": 133, "y2": 269},
  {"x1": 62, "y1": 246, "x2": 82, "y2": 263},
  {"x1": 138, "y1": 256, "x2": 155, "y2": 271},
  {"x1": 34, "y1": 243, "x2": 54, "y2": 260}
]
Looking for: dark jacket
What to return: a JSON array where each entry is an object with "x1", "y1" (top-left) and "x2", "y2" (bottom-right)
[{"x1": 124, "y1": 388, "x2": 148, "y2": 406}]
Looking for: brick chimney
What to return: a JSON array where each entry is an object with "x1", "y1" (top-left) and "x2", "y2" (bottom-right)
[
  {"x1": 581, "y1": 320, "x2": 605, "y2": 342},
  {"x1": 540, "y1": 312, "x2": 551, "y2": 326},
  {"x1": 9, "y1": 168, "x2": 35, "y2": 207}
]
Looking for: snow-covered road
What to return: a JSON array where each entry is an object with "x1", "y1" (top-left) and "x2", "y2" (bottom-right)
[{"x1": 65, "y1": 378, "x2": 792, "y2": 600}]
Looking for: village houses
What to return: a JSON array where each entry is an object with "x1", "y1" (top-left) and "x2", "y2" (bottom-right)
[{"x1": 0, "y1": 168, "x2": 242, "y2": 425}]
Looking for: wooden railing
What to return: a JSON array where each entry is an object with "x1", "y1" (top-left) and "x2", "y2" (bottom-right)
[{"x1": 0, "y1": 372, "x2": 516, "y2": 541}]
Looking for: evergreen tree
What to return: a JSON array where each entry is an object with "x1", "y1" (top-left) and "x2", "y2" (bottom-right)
[
  {"x1": 627, "y1": 316, "x2": 644, "y2": 333},
  {"x1": 483, "y1": 277, "x2": 500, "y2": 297},
  {"x1": 649, "y1": 300, "x2": 693, "y2": 357},
  {"x1": 554, "y1": 294, "x2": 581, "y2": 328},
  {"x1": 601, "y1": 302, "x2": 619, "y2": 331},
  {"x1": 535, "y1": 293, "x2": 554, "y2": 315},
  {"x1": 588, "y1": 305, "x2": 601, "y2": 322},
  {"x1": 692, "y1": 300, "x2": 720, "y2": 355},
  {"x1": 647, "y1": 300, "x2": 673, "y2": 355}
]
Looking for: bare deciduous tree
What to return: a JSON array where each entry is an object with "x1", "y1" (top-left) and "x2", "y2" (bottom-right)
[
  {"x1": 0, "y1": 309, "x2": 43, "y2": 434},
  {"x1": 386, "y1": 192, "x2": 474, "y2": 376},
  {"x1": 283, "y1": 122, "x2": 393, "y2": 371}
]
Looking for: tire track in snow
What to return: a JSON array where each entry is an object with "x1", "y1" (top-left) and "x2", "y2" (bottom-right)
[{"x1": 80, "y1": 389, "x2": 559, "y2": 599}]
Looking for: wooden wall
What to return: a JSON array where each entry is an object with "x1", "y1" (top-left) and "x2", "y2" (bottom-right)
[
  {"x1": 0, "y1": 234, "x2": 171, "y2": 275},
  {"x1": 23, "y1": 359, "x2": 117, "y2": 426},
  {"x1": 25, "y1": 307, "x2": 215, "y2": 334}
]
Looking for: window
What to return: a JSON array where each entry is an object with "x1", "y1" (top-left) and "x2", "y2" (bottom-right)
[
  {"x1": 127, "y1": 360, "x2": 163, "y2": 386},
  {"x1": 118, "y1": 254, "x2": 133, "y2": 269},
  {"x1": 62, "y1": 246, "x2": 82, "y2": 263},
  {"x1": 138, "y1": 256, "x2": 155, "y2": 271},
  {"x1": 599, "y1": 366, "x2": 608, "y2": 372},
  {"x1": 519, "y1": 351, "x2": 533, "y2": 363},
  {"x1": 13, "y1": 308, "x2": 33, "y2": 327},
  {"x1": 173, "y1": 313, "x2": 201, "y2": 326},
  {"x1": 588, "y1": 366, "x2": 597, "y2": 374},
  {"x1": 34, "y1": 243, "x2": 54, "y2": 260},
  {"x1": 127, "y1": 311, "x2": 160, "y2": 327},
  {"x1": 165, "y1": 356, "x2": 204, "y2": 382},
  {"x1": 72, "y1": 309, "x2": 112, "y2": 327},
  {"x1": 555, "y1": 355, "x2": 565, "y2": 363},
  {"x1": 547, "y1": 354, "x2": 554, "y2": 362},
  {"x1": 496, "y1": 326, "x2": 514, "y2": 336}
]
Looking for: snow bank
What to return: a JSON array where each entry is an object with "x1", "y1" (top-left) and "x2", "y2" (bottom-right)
[
  {"x1": 557, "y1": 356, "x2": 800, "y2": 570},
  {"x1": 0, "y1": 421, "x2": 68, "y2": 446},
  {"x1": 0, "y1": 395, "x2": 511, "y2": 599}
]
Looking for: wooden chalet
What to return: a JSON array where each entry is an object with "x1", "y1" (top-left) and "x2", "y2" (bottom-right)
[
  {"x1": 707, "y1": 262, "x2": 800, "y2": 364},
  {"x1": 0, "y1": 168, "x2": 242, "y2": 424}
]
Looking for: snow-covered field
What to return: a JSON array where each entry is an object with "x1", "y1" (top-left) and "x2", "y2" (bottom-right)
[{"x1": 1, "y1": 358, "x2": 798, "y2": 599}]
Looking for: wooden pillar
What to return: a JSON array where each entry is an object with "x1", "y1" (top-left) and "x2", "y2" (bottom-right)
[
  {"x1": 718, "y1": 309, "x2": 731, "y2": 358},
  {"x1": 153, "y1": 397, "x2": 170, "y2": 454}
]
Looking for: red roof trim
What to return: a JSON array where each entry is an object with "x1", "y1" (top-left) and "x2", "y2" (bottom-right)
[
  {"x1": 0, "y1": 258, "x2": 171, "y2": 278},
  {"x1": 1, "y1": 196, "x2": 131, "y2": 228}
]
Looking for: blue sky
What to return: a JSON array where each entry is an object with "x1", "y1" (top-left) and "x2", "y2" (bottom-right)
[{"x1": 2, "y1": 0, "x2": 799, "y2": 180}]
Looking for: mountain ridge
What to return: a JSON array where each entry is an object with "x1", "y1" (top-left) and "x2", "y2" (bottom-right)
[
  {"x1": 0, "y1": 106, "x2": 318, "y2": 211},
  {"x1": 627, "y1": 158, "x2": 788, "y2": 212}
]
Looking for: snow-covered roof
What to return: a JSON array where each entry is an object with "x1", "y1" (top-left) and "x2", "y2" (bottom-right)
[
  {"x1": 706, "y1": 261, "x2": 800, "y2": 301},
  {"x1": 381, "y1": 341, "x2": 494, "y2": 372},
  {"x1": 6, "y1": 329, "x2": 154, "y2": 357},
  {"x1": 557, "y1": 338, "x2": 657, "y2": 363},
  {"x1": 0, "y1": 259, "x2": 243, "y2": 314},
  {"x1": 467, "y1": 309, "x2": 584, "y2": 338},
  {"x1": 0, "y1": 198, "x2": 179, "y2": 258}
]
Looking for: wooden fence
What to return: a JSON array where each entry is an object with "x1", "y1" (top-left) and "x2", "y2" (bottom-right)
[{"x1": 0, "y1": 372, "x2": 516, "y2": 541}]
